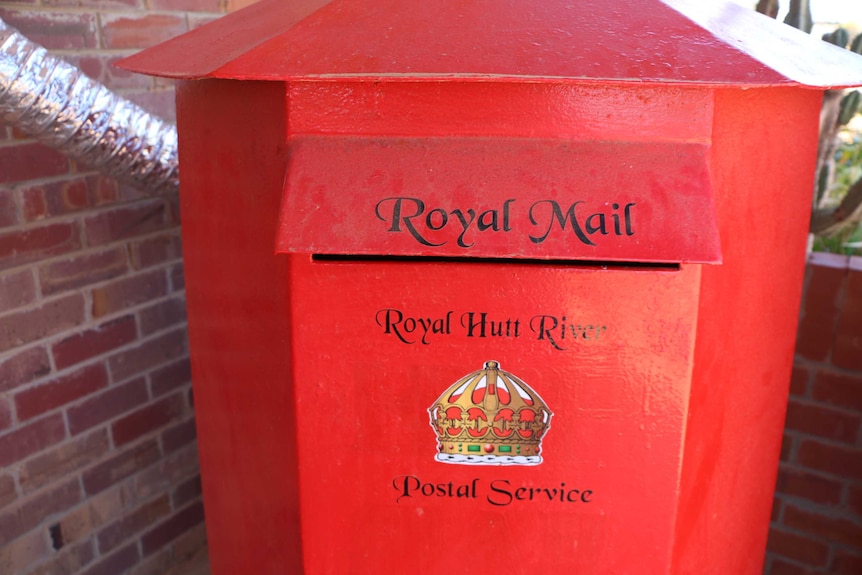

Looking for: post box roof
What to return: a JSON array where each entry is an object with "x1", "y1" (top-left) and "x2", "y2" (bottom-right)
[{"x1": 119, "y1": 0, "x2": 862, "y2": 88}]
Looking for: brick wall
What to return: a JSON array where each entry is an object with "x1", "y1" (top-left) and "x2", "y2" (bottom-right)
[
  {"x1": 765, "y1": 254, "x2": 862, "y2": 575},
  {"x1": 0, "y1": 1, "x2": 250, "y2": 574}
]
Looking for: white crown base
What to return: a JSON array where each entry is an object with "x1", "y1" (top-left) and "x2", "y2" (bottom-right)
[{"x1": 435, "y1": 453, "x2": 543, "y2": 466}]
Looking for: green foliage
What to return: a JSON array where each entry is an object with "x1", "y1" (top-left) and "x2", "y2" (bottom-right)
[
  {"x1": 814, "y1": 131, "x2": 862, "y2": 254},
  {"x1": 812, "y1": 28, "x2": 862, "y2": 254},
  {"x1": 839, "y1": 90, "x2": 861, "y2": 126},
  {"x1": 823, "y1": 27, "x2": 850, "y2": 47}
]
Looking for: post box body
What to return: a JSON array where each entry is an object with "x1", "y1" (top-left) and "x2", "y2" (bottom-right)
[
  {"x1": 119, "y1": 1, "x2": 862, "y2": 574},
  {"x1": 171, "y1": 80, "x2": 818, "y2": 575}
]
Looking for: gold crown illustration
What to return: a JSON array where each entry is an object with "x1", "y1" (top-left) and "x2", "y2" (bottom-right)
[{"x1": 428, "y1": 360, "x2": 552, "y2": 466}]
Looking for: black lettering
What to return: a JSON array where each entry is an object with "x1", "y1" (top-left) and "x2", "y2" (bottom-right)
[
  {"x1": 530, "y1": 315, "x2": 565, "y2": 351},
  {"x1": 461, "y1": 312, "x2": 487, "y2": 338},
  {"x1": 487, "y1": 480, "x2": 513, "y2": 507},
  {"x1": 528, "y1": 200, "x2": 594, "y2": 246},
  {"x1": 450, "y1": 209, "x2": 477, "y2": 248},
  {"x1": 477, "y1": 208, "x2": 499, "y2": 231},
  {"x1": 374, "y1": 197, "x2": 445, "y2": 246},
  {"x1": 624, "y1": 203, "x2": 636, "y2": 236},
  {"x1": 426, "y1": 208, "x2": 448, "y2": 231},
  {"x1": 393, "y1": 475, "x2": 420, "y2": 503},
  {"x1": 376, "y1": 309, "x2": 414, "y2": 344},
  {"x1": 611, "y1": 203, "x2": 622, "y2": 235},
  {"x1": 585, "y1": 212, "x2": 607, "y2": 235}
]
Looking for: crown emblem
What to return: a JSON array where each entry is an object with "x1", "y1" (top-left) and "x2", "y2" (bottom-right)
[{"x1": 428, "y1": 360, "x2": 552, "y2": 466}]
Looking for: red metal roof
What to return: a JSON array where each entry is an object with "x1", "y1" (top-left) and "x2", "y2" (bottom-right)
[{"x1": 118, "y1": 0, "x2": 862, "y2": 88}]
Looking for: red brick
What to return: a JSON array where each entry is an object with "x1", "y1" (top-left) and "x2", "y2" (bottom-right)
[
  {"x1": 0, "y1": 346, "x2": 51, "y2": 393},
  {"x1": 101, "y1": 13, "x2": 187, "y2": 50},
  {"x1": 63, "y1": 54, "x2": 152, "y2": 91},
  {"x1": 812, "y1": 370, "x2": 862, "y2": 412},
  {"x1": 789, "y1": 365, "x2": 811, "y2": 397},
  {"x1": 83, "y1": 439, "x2": 160, "y2": 496},
  {"x1": 766, "y1": 527, "x2": 829, "y2": 567},
  {"x1": 0, "y1": 9, "x2": 97, "y2": 50},
  {"x1": 150, "y1": 357, "x2": 191, "y2": 398},
  {"x1": 848, "y1": 483, "x2": 862, "y2": 516},
  {"x1": 189, "y1": 14, "x2": 222, "y2": 29},
  {"x1": 0, "y1": 397, "x2": 10, "y2": 431},
  {"x1": 0, "y1": 294, "x2": 86, "y2": 353},
  {"x1": 130, "y1": 233, "x2": 183, "y2": 270},
  {"x1": 15, "y1": 363, "x2": 109, "y2": 421},
  {"x1": 0, "y1": 412, "x2": 66, "y2": 467},
  {"x1": 52, "y1": 315, "x2": 138, "y2": 370},
  {"x1": 797, "y1": 439, "x2": 862, "y2": 480},
  {"x1": 0, "y1": 474, "x2": 16, "y2": 508},
  {"x1": 88, "y1": 175, "x2": 120, "y2": 206},
  {"x1": 20, "y1": 429, "x2": 110, "y2": 493},
  {"x1": 227, "y1": 0, "x2": 257, "y2": 11},
  {"x1": 51, "y1": 0, "x2": 140, "y2": 8},
  {"x1": 138, "y1": 296, "x2": 187, "y2": 335},
  {"x1": 162, "y1": 417, "x2": 196, "y2": 454},
  {"x1": 0, "y1": 189, "x2": 17, "y2": 227},
  {"x1": 771, "y1": 496, "x2": 782, "y2": 522},
  {"x1": 796, "y1": 265, "x2": 844, "y2": 361},
  {"x1": 774, "y1": 466, "x2": 843, "y2": 506},
  {"x1": 25, "y1": 540, "x2": 94, "y2": 575},
  {"x1": 131, "y1": 547, "x2": 173, "y2": 575},
  {"x1": 20, "y1": 185, "x2": 47, "y2": 221},
  {"x1": 0, "y1": 529, "x2": 51, "y2": 575},
  {"x1": 0, "y1": 269, "x2": 37, "y2": 313},
  {"x1": 0, "y1": 221, "x2": 82, "y2": 272},
  {"x1": 149, "y1": 0, "x2": 223, "y2": 10},
  {"x1": 769, "y1": 558, "x2": 818, "y2": 575},
  {"x1": 783, "y1": 503, "x2": 862, "y2": 547},
  {"x1": 116, "y1": 182, "x2": 149, "y2": 203},
  {"x1": 39, "y1": 247, "x2": 129, "y2": 295},
  {"x1": 172, "y1": 474, "x2": 202, "y2": 510},
  {"x1": 833, "y1": 269, "x2": 862, "y2": 370},
  {"x1": 108, "y1": 327, "x2": 187, "y2": 381},
  {"x1": 784, "y1": 399, "x2": 860, "y2": 443},
  {"x1": 91, "y1": 269, "x2": 168, "y2": 318},
  {"x1": 833, "y1": 548, "x2": 862, "y2": 575},
  {"x1": 125, "y1": 89, "x2": 177, "y2": 122},
  {"x1": 78, "y1": 542, "x2": 140, "y2": 575},
  {"x1": 171, "y1": 522, "x2": 207, "y2": 565},
  {"x1": 170, "y1": 262, "x2": 185, "y2": 291},
  {"x1": 0, "y1": 479, "x2": 80, "y2": 546},
  {"x1": 67, "y1": 377, "x2": 148, "y2": 436},
  {"x1": 112, "y1": 393, "x2": 185, "y2": 447},
  {"x1": 59, "y1": 483, "x2": 133, "y2": 546},
  {"x1": 20, "y1": 175, "x2": 121, "y2": 220},
  {"x1": 98, "y1": 494, "x2": 171, "y2": 554},
  {"x1": 165, "y1": 193, "x2": 181, "y2": 226},
  {"x1": 0, "y1": 142, "x2": 69, "y2": 184},
  {"x1": 84, "y1": 199, "x2": 169, "y2": 246},
  {"x1": 779, "y1": 433, "x2": 794, "y2": 463},
  {"x1": 140, "y1": 500, "x2": 205, "y2": 556},
  {"x1": 133, "y1": 444, "x2": 199, "y2": 501}
]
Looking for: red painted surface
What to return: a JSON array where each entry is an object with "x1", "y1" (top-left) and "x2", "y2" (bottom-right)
[
  {"x1": 121, "y1": 1, "x2": 862, "y2": 574},
  {"x1": 118, "y1": 0, "x2": 862, "y2": 87},
  {"x1": 279, "y1": 137, "x2": 720, "y2": 263}
]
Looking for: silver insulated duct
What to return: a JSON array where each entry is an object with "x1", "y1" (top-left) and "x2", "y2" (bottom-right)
[{"x1": 0, "y1": 18, "x2": 178, "y2": 195}]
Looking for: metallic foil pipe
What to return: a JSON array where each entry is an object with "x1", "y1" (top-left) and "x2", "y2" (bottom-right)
[{"x1": 0, "y1": 18, "x2": 178, "y2": 194}]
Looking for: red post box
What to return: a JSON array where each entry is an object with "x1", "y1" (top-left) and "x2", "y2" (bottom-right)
[{"x1": 119, "y1": 1, "x2": 862, "y2": 573}]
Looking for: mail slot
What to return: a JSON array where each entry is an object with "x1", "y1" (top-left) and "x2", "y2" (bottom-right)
[{"x1": 119, "y1": 0, "x2": 862, "y2": 573}]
